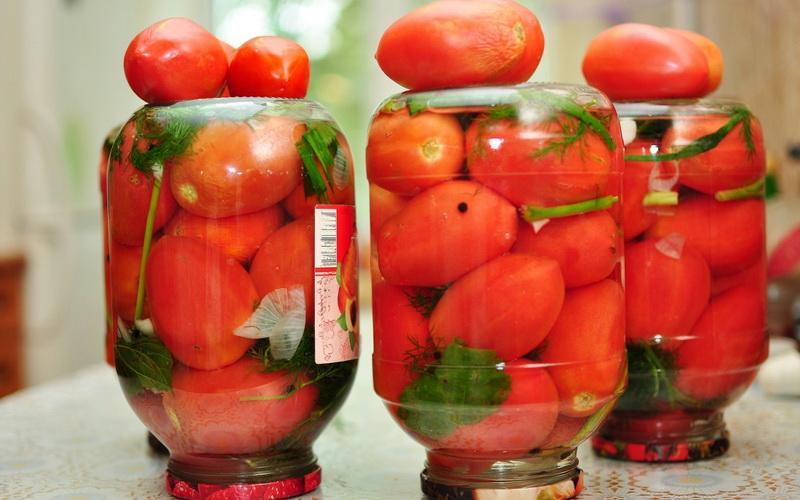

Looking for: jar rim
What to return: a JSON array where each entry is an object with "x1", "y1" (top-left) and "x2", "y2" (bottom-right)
[{"x1": 615, "y1": 98, "x2": 752, "y2": 118}]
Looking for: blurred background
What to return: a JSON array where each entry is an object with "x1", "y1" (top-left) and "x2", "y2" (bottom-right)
[{"x1": 0, "y1": 0, "x2": 798, "y2": 393}]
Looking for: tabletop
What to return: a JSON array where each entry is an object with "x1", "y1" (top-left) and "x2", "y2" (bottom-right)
[{"x1": 1, "y1": 360, "x2": 798, "y2": 499}]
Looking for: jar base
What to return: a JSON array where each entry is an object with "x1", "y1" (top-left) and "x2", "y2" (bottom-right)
[
  {"x1": 421, "y1": 449, "x2": 583, "y2": 499},
  {"x1": 592, "y1": 411, "x2": 730, "y2": 462},
  {"x1": 166, "y1": 466, "x2": 321, "y2": 500}
]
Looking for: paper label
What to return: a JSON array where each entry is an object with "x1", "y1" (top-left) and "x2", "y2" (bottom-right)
[{"x1": 314, "y1": 205, "x2": 358, "y2": 364}]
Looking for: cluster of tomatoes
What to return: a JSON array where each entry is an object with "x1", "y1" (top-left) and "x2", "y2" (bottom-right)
[
  {"x1": 622, "y1": 110, "x2": 768, "y2": 408},
  {"x1": 369, "y1": 91, "x2": 626, "y2": 456},
  {"x1": 123, "y1": 17, "x2": 310, "y2": 104},
  {"x1": 105, "y1": 108, "x2": 355, "y2": 455}
]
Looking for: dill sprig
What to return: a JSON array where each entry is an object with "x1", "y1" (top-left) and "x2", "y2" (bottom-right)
[
  {"x1": 129, "y1": 108, "x2": 200, "y2": 174},
  {"x1": 405, "y1": 286, "x2": 447, "y2": 318}
]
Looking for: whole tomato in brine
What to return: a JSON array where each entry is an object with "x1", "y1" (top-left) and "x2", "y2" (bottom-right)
[
  {"x1": 169, "y1": 116, "x2": 302, "y2": 218},
  {"x1": 663, "y1": 114, "x2": 765, "y2": 195},
  {"x1": 108, "y1": 122, "x2": 178, "y2": 246},
  {"x1": 466, "y1": 115, "x2": 613, "y2": 207},
  {"x1": 539, "y1": 279, "x2": 625, "y2": 417},
  {"x1": 376, "y1": 180, "x2": 518, "y2": 287},
  {"x1": 145, "y1": 236, "x2": 258, "y2": 371},
  {"x1": 367, "y1": 110, "x2": 465, "y2": 196},
  {"x1": 163, "y1": 357, "x2": 318, "y2": 454}
]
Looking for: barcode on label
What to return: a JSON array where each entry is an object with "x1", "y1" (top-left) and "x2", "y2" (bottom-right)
[{"x1": 315, "y1": 208, "x2": 338, "y2": 268}]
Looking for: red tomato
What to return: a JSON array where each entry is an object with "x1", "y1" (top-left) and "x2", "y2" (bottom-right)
[
  {"x1": 377, "y1": 180, "x2": 518, "y2": 286},
  {"x1": 162, "y1": 357, "x2": 318, "y2": 454},
  {"x1": 169, "y1": 117, "x2": 302, "y2": 218},
  {"x1": 625, "y1": 238, "x2": 711, "y2": 349},
  {"x1": 146, "y1": 236, "x2": 258, "y2": 370},
  {"x1": 367, "y1": 110, "x2": 465, "y2": 196},
  {"x1": 540, "y1": 415, "x2": 587, "y2": 450},
  {"x1": 249, "y1": 217, "x2": 314, "y2": 322},
  {"x1": 372, "y1": 283, "x2": 432, "y2": 403},
  {"x1": 647, "y1": 195, "x2": 764, "y2": 276},
  {"x1": 434, "y1": 360, "x2": 559, "y2": 455},
  {"x1": 622, "y1": 139, "x2": 677, "y2": 240},
  {"x1": 165, "y1": 206, "x2": 284, "y2": 264},
  {"x1": 582, "y1": 23, "x2": 709, "y2": 101},
  {"x1": 108, "y1": 122, "x2": 178, "y2": 246},
  {"x1": 376, "y1": 0, "x2": 544, "y2": 90},
  {"x1": 369, "y1": 184, "x2": 408, "y2": 236},
  {"x1": 227, "y1": 36, "x2": 310, "y2": 98},
  {"x1": 125, "y1": 391, "x2": 178, "y2": 452},
  {"x1": 282, "y1": 136, "x2": 355, "y2": 218},
  {"x1": 219, "y1": 40, "x2": 235, "y2": 97},
  {"x1": 124, "y1": 18, "x2": 227, "y2": 104},
  {"x1": 539, "y1": 280, "x2": 625, "y2": 417},
  {"x1": 110, "y1": 241, "x2": 144, "y2": 322},
  {"x1": 512, "y1": 211, "x2": 619, "y2": 288},
  {"x1": 712, "y1": 256, "x2": 765, "y2": 296},
  {"x1": 466, "y1": 116, "x2": 613, "y2": 207},
  {"x1": 663, "y1": 115, "x2": 765, "y2": 195},
  {"x1": 674, "y1": 285, "x2": 767, "y2": 401},
  {"x1": 430, "y1": 254, "x2": 564, "y2": 362},
  {"x1": 663, "y1": 28, "x2": 724, "y2": 94}
]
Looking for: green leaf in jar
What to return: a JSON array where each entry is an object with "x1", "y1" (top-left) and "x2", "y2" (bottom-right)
[
  {"x1": 115, "y1": 334, "x2": 173, "y2": 393},
  {"x1": 295, "y1": 122, "x2": 342, "y2": 203},
  {"x1": 397, "y1": 340, "x2": 511, "y2": 439},
  {"x1": 617, "y1": 342, "x2": 697, "y2": 411}
]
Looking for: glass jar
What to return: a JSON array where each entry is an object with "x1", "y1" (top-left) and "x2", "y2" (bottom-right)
[
  {"x1": 108, "y1": 98, "x2": 358, "y2": 498},
  {"x1": 369, "y1": 83, "x2": 625, "y2": 498},
  {"x1": 592, "y1": 100, "x2": 768, "y2": 462},
  {"x1": 99, "y1": 125, "x2": 118, "y2": 366}
]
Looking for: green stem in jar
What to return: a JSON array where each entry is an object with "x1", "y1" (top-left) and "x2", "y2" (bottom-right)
[
  {"x1": 625, "y1": 106, "x2": 754, "y2": 162},
  {"x1": 643, "y1": 191, "x2": 679, "y2": 207},
  {"x1": 714, "y1": 177, "x2": 766, "y2": 202},
  {"x1": 133, "y1": 163, "x2": 163, "y2": 322},
  {"x1": 525, "y1": 90, "x2": 617, "y2": 152},
  {"x1": 522, "y1": 195, "x2": 618, "y2": 222}
]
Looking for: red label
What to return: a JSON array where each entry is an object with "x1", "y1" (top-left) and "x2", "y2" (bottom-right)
[{"x1": 314, "y1": 205, "x2": 358, "y2": 364}]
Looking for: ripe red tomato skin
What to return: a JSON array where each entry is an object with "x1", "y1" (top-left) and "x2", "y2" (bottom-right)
[
  {"x1": 376, "y1": 180, "x2": 518, "y2": 287},
  {"x1": 372, "y1": 283, "x2": 431, "y2": 403},
  {"x1": 582, "y1": 23, "x2": 709, "y2": 101},
  {"x1": 110, "y1": 240, "x2": 144, "y2": 322},
  {"x1": 429, "y1": 254, "x2": 565, "y2": 362},
  {"x1": 164, "y1": 206, "x2": 284, "y2": 264},
  {"x1": 624, "y1": 239, "x2": 711, "y2": 349},
  {"x1": 647, "y1": 195, "x2": 764, "y2": 276},
  {"x1": 249, "y1": 217, "x2": 314, "y2": 322},
  {"x1": 674, "y1": 285, "x2": 767, "y2": 401},
  {"x1": 108, "y1": 122, "x2": 178, "y2": 246},
  {"x1": 228, "y1": 36, "x2": 310, "y2": 98},
  {"x1": 539, "y1": 280, "x2": 625, "y2": 417},
  {"x1": 622, "y1": 139, "x2": 677, "y2": 240},
  {"x1": 512, "y1": 211, "x2": 619, "y2": 288},
  {"x1": 663, "y1": 116, "x2": 765, "y2": 195},
  {"x1": 466, "y1": 116, "x2": 613, "y2": 207},
  {"x1": 430, "y1": 360, "x2": 560, "y2": 456},
  {"x1": 161, "y1": 357, "x2": 318, "y2": 455},
  {"x1": 663, "y1": 28, "x2": 724, "y2": 94},
  {"x1": 124, "y1": 17, "x2": 228, "y2": 104},
  {"x1": 169, "y1": 117, "x2": 302, "y2": 218},
  {"x1": 375, "y1": 0, "x2": 544, "y2": 90},
  {"x1": 145, "y1": 236, "x2": 259, "y2": 371},
  {"x1": 369, "y1": 184, "x2": 408, "y2": 236},
  {"x1": 367, "y1": 110, "x2": 465, "y2": 196}
]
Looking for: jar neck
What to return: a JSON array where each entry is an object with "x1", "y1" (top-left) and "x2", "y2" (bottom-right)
[
  {"x1": 423, "y1": 448, "x2": 580, "y2": 491},
  {"x1": 168, "y1": 447, "x2": 317, "y2": 485}
]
